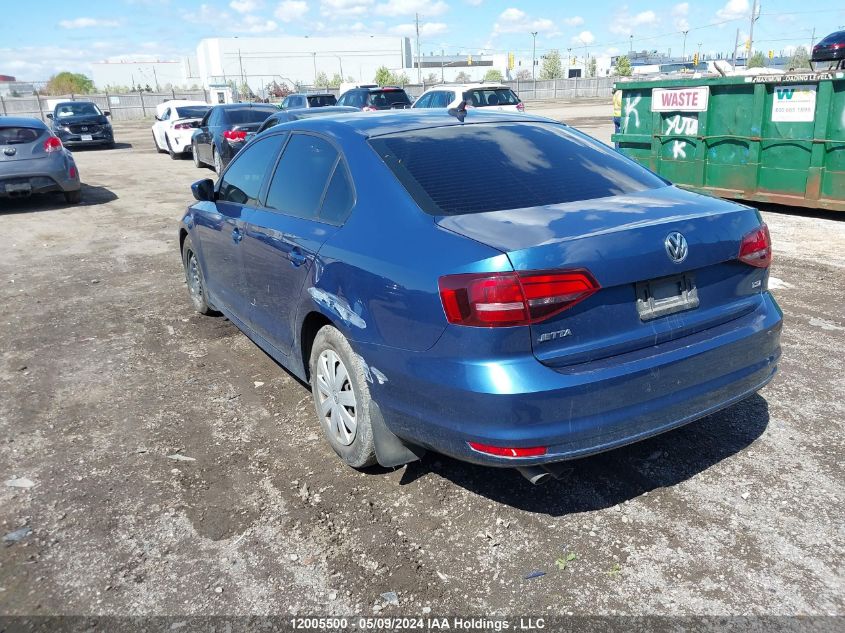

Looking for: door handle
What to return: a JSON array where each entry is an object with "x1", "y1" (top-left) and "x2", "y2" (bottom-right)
[
  {"x1": 289, "y1": 248, "x2": 308, "y2": 267},
  {"x1": 232, "y1": 227, "x2": 243, "y2": 244}
]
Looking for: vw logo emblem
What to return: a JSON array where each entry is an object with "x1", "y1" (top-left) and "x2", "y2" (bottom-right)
[
  {"x1": 665, "y1": 232, "x2": 688, "y2": 263},
  {"x1": 3, "y1": 147, "x2": 15, "y2": 156},
  {"x1": 81, "y1": 127, "x2": 88, "y2": 131}
]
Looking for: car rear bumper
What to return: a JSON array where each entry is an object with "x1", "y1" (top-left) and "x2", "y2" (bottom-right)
[
  {"x1": 357, "y1": 291, "x2": 782, "y2": 467},
  {"x1": 0, "y1": 156, "x2": 80, "y2": 198},
  {"x1": 169, "y1": 133, "x2": 194, "y2": 153}
]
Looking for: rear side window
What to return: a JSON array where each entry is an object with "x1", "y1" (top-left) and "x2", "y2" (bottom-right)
[
  {"x1": 339, "y1": 92, "x2": 366, "y2": 108},
  {"x1": 468, "y1": 88, "x2": 520, "y2": 107},
  {"x1": 218, "y1": 135, "x2": 285, "y2": 205},
  {"x1": 367, "y1": 90, "x2": 411, "y2": 108},
  {"x1": 369, "y1": 122, "x2": 667, "y2": 216},
  {"x1": 0, "y1": 127, "x2": 42, "y2": 144},
  {"x1": 319, "y1": 164, "x2": 355, "y2": 224},
  {"x1": 308, "y1": 95, "x2": 337, "y2": 107},
  {"x1": 265, "y1": 134, "x2": 339, "y2": 220}
]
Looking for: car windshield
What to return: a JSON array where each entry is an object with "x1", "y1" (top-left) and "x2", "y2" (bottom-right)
[
  {"x1": 175, "y1": 106, "x2": 209, "y2": 119},
  {"x1": 367, "y1": 90, "x2": 411, "y2": 107},
  {"x1": 55, "y1": 103, "x2": 101, "y2": 117},
  {"x1": 468, "y1": 88, "x2": 520, "y2": 107},
  {"x1": 307, "y1": 95, "x2": 337, "y2": 107},
  {"x1": 225, "y1": 108, "x2": 276, "y2": 124},
  {"x1": 0, "y1": 126, "x2": 42, "y2": 145},
  {"x1": 369, "y1": 122, "x2": 668, "y2": 216}
]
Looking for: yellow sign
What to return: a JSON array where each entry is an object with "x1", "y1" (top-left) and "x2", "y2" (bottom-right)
[
  {"x1": 693, "y1": 52, "x2": 699, "y2": 66},
  {"x1": 468, "y1": 54, "x2": 473, "y2": 66},
  {"x1": 508, "y1": 52, "x2": 514, "y2": 70}
]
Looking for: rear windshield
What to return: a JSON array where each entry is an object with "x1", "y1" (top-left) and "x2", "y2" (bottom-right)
[
  {"x1": 175, "y1": 106, "x2": 209, "y2": 119},
  {"x1": 0, "y1": 127, "x2": 42, "y2": 144},
  {"x1": 55, "y1": 103, "x2": 101, "y2": 117},
  {"x1": 369, "y1": 122, "x2": 668, "y2": 216},
  {"x1": 307, "y1": 95, "x2": 337, "y2": 107},
  {"x1": 367, "y1": 90, "x2": 411, "y2": 108},
  {"x1": 225, "y1": 108, "x2": 276, "y2": 124},
  {"x1": 468, "y1": 88, "x2": 520, "y2": 107},
  {"x1": 818, "y1": 31, "x2": 845, "y2": 46}
]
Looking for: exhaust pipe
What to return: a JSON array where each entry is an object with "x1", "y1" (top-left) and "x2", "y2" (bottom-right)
[{"x1": 516, "y1": 466, "x2": 553, "y2": 485}]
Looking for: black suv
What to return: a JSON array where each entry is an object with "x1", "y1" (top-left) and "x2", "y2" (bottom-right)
[
  {"x1": 46, "y1": 101, "x2": 114, "y2": 148},
  {"x1": 336, "y1": 86, "x2": 412, "y2": 111},
  {"x1": 812, "y1": 31, "x2": 845, "y2": 65},
  {"x1": 280, "y1": 93, "x2": 337, "y2": 109}
]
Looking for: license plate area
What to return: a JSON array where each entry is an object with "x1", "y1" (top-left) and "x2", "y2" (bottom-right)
[
  {"x1": 636, "y1": 273, "x2": 699, "y2": 321},
  {"x1": 80, "y1": 134, "x2": 93, "y2": 141},
  {"x1": 5, "y1": 181, "x2": 32, "y2": 194}
]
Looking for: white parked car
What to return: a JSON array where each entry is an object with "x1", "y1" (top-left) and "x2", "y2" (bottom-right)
[
  {"x1": 412, "y1": 83, "x2": 525, "y2": 112},
  {"x1": 151, "y1": 100, "x2": 210, "y2": 159}
]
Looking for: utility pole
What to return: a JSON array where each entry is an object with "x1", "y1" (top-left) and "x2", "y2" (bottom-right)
[
  {"x1": 697, "y1": 42, "x2": 703, "y2": 62},
  {"x1": 312, "y1": 52, "x2": 317, "y2": 85},
  {"x1": 682, "y1": 30, "x2": 689, "y2": 60},
  {"x1": 152, "y1": 67, "x2": 159, "y2": 92},
  {"x1": 531, "y1": 31, "x2": 538, "y2": 80},
  {"x1": 441, "y1": 48, "x2": 445, "y2": 82},
  {"x1": 810, "y1": 27, "x2": 816, "y2": 49},
  {"x1": 732, "y1": 27, "x2": 740, "y2": 68},
  {"x1": 238, "y1": 48, "x2": 245, "y2": 92},
  {"x1": 629, "y1": 34, "x2": 633, "y2": 54},
  {"x1": 748, "y1": 0, "x2": 760, "y2": 57},
  {"x1": 415, "y1": 13, "x2": 421, "y2": 84}
]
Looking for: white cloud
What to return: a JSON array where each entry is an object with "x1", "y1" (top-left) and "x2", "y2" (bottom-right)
[
  {"x1": 672, "y1": 3, "x2": 689, "y2": 17},
  {"x1": 610, "y1": 9, "x2": 658, "y2": 36},
  {"x1": 563, "y1": 16, "x2": 584, "y2": 27},
  {"x1": 375, "y1": 0, "x2": 449, "y2": 18},
  {"x1": 320, "y1": 0, "x2": 374, "y2": 16},
  {"x1": 391, "y1": 21, "x2": 448, "y2": 36},
  {"x1": 275, "y1": 0, "x2": 309, "y2": 21},
  {"x1": 193, "y1": 3, "x2": 231, "y2": 22},
  {"x1": 716, "y1": 0, "x2": 749, "y2": 21},
  {"x1": 493, "y1": 8, "x2": 557, "y2": 35},
  {"x1": 230, "y1": 0, "x2": 262, "y2": 13},
  {"x1": 59, "y1": 17, "x2": 121, "y2": 29},
  {"x1": 465, "y1": 0, "x2": 483, "y2": 5},
  {"x1": 572, "y1": 30, "x2": 595, "y2": 45},
  {"x1": 235, "y1": 14, "x2": 279, "y2": 31}
]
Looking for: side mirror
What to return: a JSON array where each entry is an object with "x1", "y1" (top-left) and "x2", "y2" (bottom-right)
[
  {"x1": 191, "y1": 178, "x2": 215, "y2": 202},
  {"x1": 103, "y1": 111, "x2": 111, "y2": 117},
  {"x1": 154, "y1": 115, "x2": 161, "y2": 121},
  {"x1": 45, "y1": 113, "x2": 53, "y2": 120}
]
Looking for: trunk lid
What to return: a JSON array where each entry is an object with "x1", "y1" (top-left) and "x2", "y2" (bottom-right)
[
  {"x1": 0, "y1": 126, "x2": 49, "y2": 163},
  {"x1": 437, "y1": 186, "x2": 768, "y2": 367}
]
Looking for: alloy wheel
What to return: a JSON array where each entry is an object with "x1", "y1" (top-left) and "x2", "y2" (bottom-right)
[{"x1": 315, "y1": 349, "x2": 357, "y2": 446}]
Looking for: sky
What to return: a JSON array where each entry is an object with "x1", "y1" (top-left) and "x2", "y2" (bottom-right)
[{"x1": 1, "y1": 0, "x2": 842, "y2": 80}]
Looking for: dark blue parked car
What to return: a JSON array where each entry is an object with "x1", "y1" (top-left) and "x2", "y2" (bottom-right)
[{"x1": 178, "y1": 110, "x2": 782, "y2": 484}]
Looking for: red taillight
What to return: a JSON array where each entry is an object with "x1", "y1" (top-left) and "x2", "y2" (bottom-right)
[
  {"x1": 174, "y1": 122, "x2": 193, "y2": 130},
  {"x1": 69, "y1": 166, "x2": 78, "y2": 179},
  {"x1": 438, "y1": 269, "x2": 600, "y2": 327},
  {"x1": 223, "y1": 129, "x2": 247, "y2": 141},
  {"x1": 516, "y1": 101, "x2": 525, "y2": 112},
  {"x1": 44, "y1": 136, "x2": 62, "y2": 153},
  {"x1": 468, "y1": 442, "x2": 547, "y2": 458},
  {"x1": 362, "y1": 105, "x2": 378, "y2": 112},
  {"x1": 738, "y1": 224, "x2": 772, "y2": 268}
]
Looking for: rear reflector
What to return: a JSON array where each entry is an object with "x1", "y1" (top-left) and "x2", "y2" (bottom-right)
[
  {"x1": 174, "y1": 122, "x2": 193, "y2": 130},
  {"x1": 223, "y1": 129, "x2": 247, "y2": 141},
  {"x1": 439, "y1": 269, "x2": 600, "y2": 327},
  {"x1": 362, "y1": 106, "x2": 378, "y2": 112},
  {"x1": 738, "y1": 224, "x2": 772, "y2": 268},
  {"x1": 44, "y1": 136, "x2": 62, "y2": 153},
  {"x1": 516, "y1": 102, "x2": 525, "y2": 112},
  {"x1": 469, "y1": 442, "x2": 547, "y2": 458}
]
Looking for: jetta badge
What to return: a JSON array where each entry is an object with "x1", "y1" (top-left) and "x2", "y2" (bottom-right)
[
  {"x1": 3, "y1": 147, "x2": 15, "y2": 156},
  {"x1": 665, "y1": 232, "x2": 688, "y2": 263}
]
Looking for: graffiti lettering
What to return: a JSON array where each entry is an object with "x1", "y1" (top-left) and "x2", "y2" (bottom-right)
[
  {"x1": 664, "y1": 114, "x2": 699, "y2": 136},
  {"x1": 624, "y1": 95, "x2": 642, "y2": 129},
  {"x1": 672, "y1": 140, "x2": 687, "y2": 159}
]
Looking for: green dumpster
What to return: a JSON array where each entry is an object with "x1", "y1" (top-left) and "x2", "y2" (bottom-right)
[{"x1": 612, "y1": 71, "x2": 845, "y2": 212}]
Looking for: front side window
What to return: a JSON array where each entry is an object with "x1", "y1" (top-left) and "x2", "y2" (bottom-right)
[
  {"x1": 308, "y1": 95, "x2": 337, "y2": 107},
  {"x1": 413, "y1": 93, "x2": 433, "y2": 108},
  {"x1": 265, "y1": 134, "x2": 339, "y2": 220},
  {"x1": 218, "y1": 135, "x2": 285, "y2": 205},
  {"x1": 370, "y1": 122, "x2": 668, "y2": 216},
  {"x1": 430, "y1": 91, "x2": 453, "y2": 108},
  {"x1": 340, "y1": 92, "x2": 366, "y2": 108},
  {"x1": 468, "y1": 88, "x2": 520, "y2": 107}
]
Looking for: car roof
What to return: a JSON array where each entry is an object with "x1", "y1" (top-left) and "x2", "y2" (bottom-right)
[
  {"x1": 53, "y1": 100, "x2": 98, "y2": 107},
  {"x1": 267, "y1": 109, "x2": 553, "y2": 139},
  {"x1": 293, "y1": 92, "x2": 334, "y2": 97},
  {"x1": 426, "y1": 83, "x2": 509, "y2": 91},
  {"x1": 0, "y1": 116, "x2": 48, "y2": 129},
  {"x1": 214, "y1": 103, "x2": 277, "y2": 110}
]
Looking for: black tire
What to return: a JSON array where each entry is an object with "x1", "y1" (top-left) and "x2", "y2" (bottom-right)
[
  {"x1": 64, "y1": 189, "x2": 82, "y2": 204},
  {"x1": 166, "y1": 135, "x2": 180, "y2": 160},
  {"x1": 192, "y1": 141, "x2": 203, "y2": 167},
  {"x1": 213, "y1": 147, "x2": 223, "y2": 175},
  {"x1": 153, "y1": 131, "x2": 165, "y2": 154},
  {"x1": 181, "y1": 236, "x2": 213, "y2": 315},
  {"x1": 309, "y1": 326, "x2": 377, "y2": 468}
]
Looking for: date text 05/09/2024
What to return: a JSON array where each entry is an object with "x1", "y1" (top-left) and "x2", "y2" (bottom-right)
[{"x1": 289, "y1": 617, "x2": 547, "y2": 630}]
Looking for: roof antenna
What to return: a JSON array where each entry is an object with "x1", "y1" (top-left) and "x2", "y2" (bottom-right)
[{"x1": 448, "y1": 91, "x2": 472, "y2": 122}]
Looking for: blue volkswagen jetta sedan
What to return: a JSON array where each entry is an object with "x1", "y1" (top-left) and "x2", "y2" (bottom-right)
[{"x1": 178, "y1": 110, "x2": 782, "y2": 484}]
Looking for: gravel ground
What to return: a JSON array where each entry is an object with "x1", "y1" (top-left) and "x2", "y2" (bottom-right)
[{"x1": 0, "y1": 112, "x2": 843, "y2": 619}]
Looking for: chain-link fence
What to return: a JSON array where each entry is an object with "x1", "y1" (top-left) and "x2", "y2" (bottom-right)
[
  {"x1": 0, "y1": 77, "x2": 613, "y2": 123},
  {"x1": 0, "y1": 89, "x2": 209, "y2": 122}
]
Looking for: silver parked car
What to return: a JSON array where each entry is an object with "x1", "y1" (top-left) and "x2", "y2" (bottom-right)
[{"x1": 0, "y1": 117, "x2": 81, "y2": 204}]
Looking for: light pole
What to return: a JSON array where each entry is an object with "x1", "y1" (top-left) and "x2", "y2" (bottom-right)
[
  {"x1": 531, "y1": 31, "x2": 538, "y2": 80},
  {"x1": 682, "y1": 30, "x2": 689, "y2": 60},
  {"x1": 333, "y1": 55, "x2": 343, "y2": 79},
  {"x1": 629, "y1": 34, "x2": 633, "y2": 54},
  {"x1": 312, "y1": 52, "x2": 317, "y2": 86}
]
